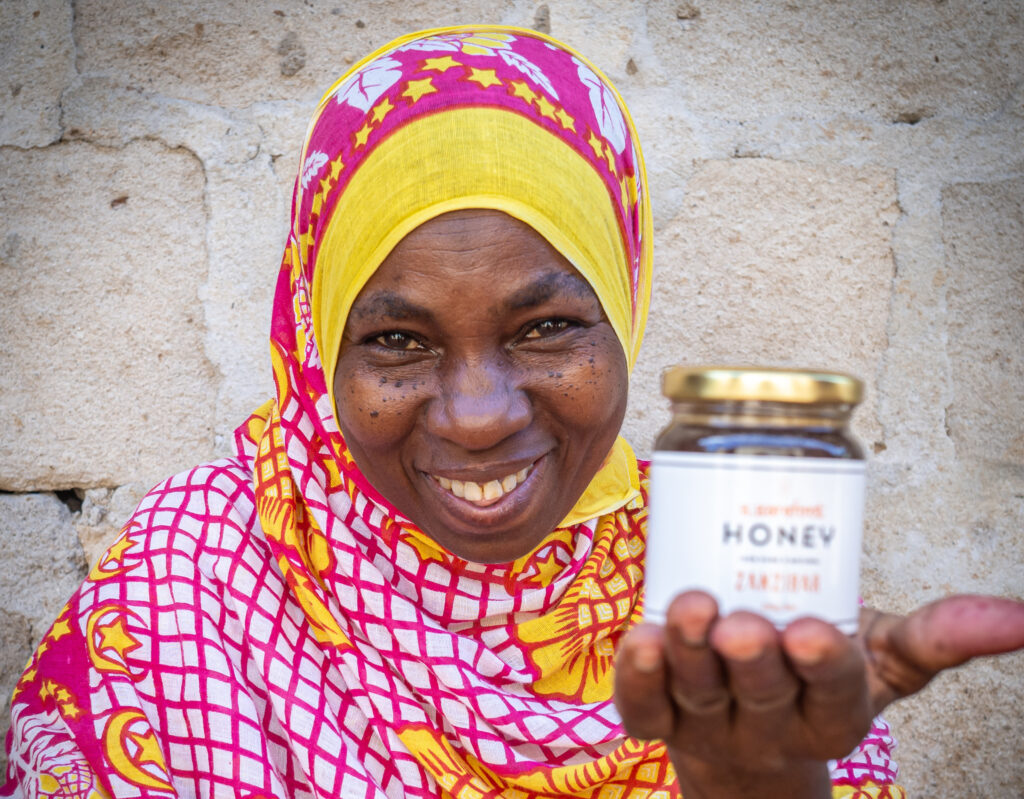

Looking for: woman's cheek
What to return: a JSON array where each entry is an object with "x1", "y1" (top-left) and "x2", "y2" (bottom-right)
[
  {"x1": 561, "y1": 333, "x2": 626, "y2": 412},
  {"x1": 336, "y1": 364, "x2": 409, "y2": 440},
  {"x1": 350, "y1": 374, "x2": 431, "y2": 445}
]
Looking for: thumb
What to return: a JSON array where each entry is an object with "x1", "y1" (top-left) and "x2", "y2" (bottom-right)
[
  {"x1": 865, "y1": 595, "x2": 1024, "y2": 709},
  {"x1": 894, "y1": 595, "x2": 1024, "y2": 670}
]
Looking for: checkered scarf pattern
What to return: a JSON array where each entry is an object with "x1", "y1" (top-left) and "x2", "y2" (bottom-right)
[{"x1": 4, "y1": 27, "x2": 903, "y2": 799}]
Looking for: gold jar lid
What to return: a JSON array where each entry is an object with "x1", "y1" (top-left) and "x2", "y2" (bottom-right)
[{"x1": 661, "y1": 366, "x2": 863, "y2": 405}]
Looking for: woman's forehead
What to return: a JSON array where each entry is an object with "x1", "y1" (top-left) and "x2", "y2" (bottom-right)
[
  {"x1": 362, "y1": 207, "x2": 593, "y2": 278},
  {"x1": 384, "y1": 208, "x2": 553, "y2": 255},
  {"x1": 349, "y1": 209, "x2": 599, "y2": 312}
]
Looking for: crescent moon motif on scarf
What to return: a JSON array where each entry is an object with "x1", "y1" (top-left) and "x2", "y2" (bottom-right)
[
  {"x1": 88, "y1": 523, "x2": 143, "y2": 582},
  {"x1": 103, "y1": 709, "x2": 174, "y2": 792},
  {"x1": 86, "y1": 605, "x2": 147, "y2": 680}
]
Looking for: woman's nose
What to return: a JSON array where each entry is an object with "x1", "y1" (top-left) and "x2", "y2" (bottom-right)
[{"x1": 426, "y1": 359, "x2": 531, "y2": 451}]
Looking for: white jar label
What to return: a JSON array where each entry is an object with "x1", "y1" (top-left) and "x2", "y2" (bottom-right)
[{"x1": 646, "y1": 452, "x2": 864, "y2": 634}]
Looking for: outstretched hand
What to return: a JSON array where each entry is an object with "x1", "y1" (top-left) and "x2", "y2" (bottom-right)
[{"x1": 614, "y1": 591, "x2": 1024, "y2": 799}]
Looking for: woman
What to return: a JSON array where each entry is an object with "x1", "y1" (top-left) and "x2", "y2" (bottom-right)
[{"x1": 4, "y1": 25, "x2": 1022, "y2": 799}]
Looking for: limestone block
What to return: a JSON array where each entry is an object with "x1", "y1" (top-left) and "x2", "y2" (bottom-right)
[
  {"x1": 0, "y1": 141, "x2": 217, "y2": 491},
  {"x1": 0, "y1": 0, "x2": 74, "y2": 147},
  {"x1": 682, "y1": 110, "x2": 1024, "y2": 201},
  {"x1": 644, "y1": 0, "x2": 1023, "y2": 122},
  {"x1": 73, "y1": 0, "x2": 525, "y2": 109},
  {"x1": 250, "y1": 100, "x2": 316, "y2": 181},
  {"x1": 0, "y1": 493, "x2": 88, "y2": 772},
  {"x1": 624, "y1": 159, "x2": 897, "y2": 457},
  {"x1": 943, "y1": 178, "x2": 1024, "y2": 465},
  {"x1": 61, "y1": 79, "x2": 302, "y2": 451},
  {"x1": 0, "y1": 493, "x2": 85, "y2": 644}
]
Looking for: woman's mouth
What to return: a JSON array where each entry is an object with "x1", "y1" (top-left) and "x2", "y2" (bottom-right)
[{"x1": 430, "y1": 464, "x2": 533, "y2": 506}]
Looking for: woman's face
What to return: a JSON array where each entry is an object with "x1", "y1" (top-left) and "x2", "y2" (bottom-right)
[{"x1": 333, "y1": 209, "x2": 628, "y2": 563}]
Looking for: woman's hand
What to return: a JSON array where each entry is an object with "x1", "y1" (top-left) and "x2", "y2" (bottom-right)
[{"x1": 614, "y1": 591, "x2": 1024, "y2": 799}]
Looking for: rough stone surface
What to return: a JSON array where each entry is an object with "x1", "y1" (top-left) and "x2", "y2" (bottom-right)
[
  {"x1": 0, "y1": 141, "x2": 217, "y2": 491},
  {"x1": 624, "y1": 159, "x2": 897, "y2": 456},
  {"x1": 0, "y1": 493, "x2": 88, "y2": 773},
  {"x1": 944, "y1": 178, "x2": 1024, "y2": 466},
  {"x1": 60, "y1": 79, "x2": 307, "y2": 451},
  {"x1": 885, "y1": 652, "x2": 1024, "y2": 796},
  {"x1": 0, "y1": 0, "x2": 75, "y2": 147},
  {"x1": 74, "y1": 0, "x2": 524, "y2": 109},
  {"x1": 74, "y1": 482, "x2": 151, "y2": 567},
  {"x1": 644, "y1": 0, "x2": 1024, "y2": 122},
  {"x1": 201, "y1": 157, "x2": 290, "y2": 452},
  {"x1": 0, "y1": 610, "x2": 33, "y2": 776},
  {"x1": 1, "y1": 2, "x2": 1023, "y2": 793}
]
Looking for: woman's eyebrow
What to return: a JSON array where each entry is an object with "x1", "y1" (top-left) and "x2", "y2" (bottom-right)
[
  {"x1": 504, "y1": 272, "x2": 595, "y2": 311},
  {"x1": 349, "y1": 292, "x2": 432, "y2": 323}
]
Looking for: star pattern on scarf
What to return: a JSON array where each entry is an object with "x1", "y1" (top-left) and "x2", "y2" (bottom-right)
[
  {"x1": 467, "y1": 67, "x2": 502, "y2": 88},
  {"x1": 421, "y1": 55, "x2": 462, "y2": 73},
  {"x1": 402, "y1": 77, "x2": 437, "y2": 104},
  {"x1": 95, "y1": 617, "x2": 142, "y2": 661}
]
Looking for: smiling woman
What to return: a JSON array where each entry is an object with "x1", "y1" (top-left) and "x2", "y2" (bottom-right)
[{"x1": 5, "y1": 23, "x2": 1024, "y2": 799}]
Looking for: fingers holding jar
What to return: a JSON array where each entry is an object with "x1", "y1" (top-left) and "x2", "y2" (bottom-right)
[{"x1": 615, "y1": 593, "x2": 869, "y2": 797}]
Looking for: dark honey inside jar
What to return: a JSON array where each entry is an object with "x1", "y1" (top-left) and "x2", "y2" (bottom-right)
[{"x1": 655, "y1": 366, "x2": 865, "y2": 460}]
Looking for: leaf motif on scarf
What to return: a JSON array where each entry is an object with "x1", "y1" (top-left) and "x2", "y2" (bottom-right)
[
  {"x1": 334, "y1": 57, "x2": 403, "y2": 112},
  {"x1": 498, "y1": 49, "x2": 559, "y2": 99},
  {"x1": 34, "y1": 763, "x2": 104, "y2": 798},
  {"x1": 459, "y1": 32, "x2": 515, "y2": 55},
  {"x1": 574, "y1": 57, "x2": 627, "y2": 154},
  {"x1": 396, "y1": 32, "x2": 514, "y2": 57},
  {"x1": 300, "y1": 151, "x2": 328, "y2": 189}
]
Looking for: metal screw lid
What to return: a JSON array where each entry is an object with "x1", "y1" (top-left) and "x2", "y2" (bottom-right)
[{"x1": 661, "y1": 365, "x2": 864, "y2": 405}]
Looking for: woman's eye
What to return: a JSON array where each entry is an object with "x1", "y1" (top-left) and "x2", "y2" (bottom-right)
[
  {"x1": 373, "y1": 331, "x2": 423, "y2": 351},
  {"x1": 524, "y1": 319, "x2": 572, "y2": 339}
]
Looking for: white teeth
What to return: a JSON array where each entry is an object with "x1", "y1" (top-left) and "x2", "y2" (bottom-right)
[{"x1": 433, "y1": 463, "x2": 534, "y2": 504}]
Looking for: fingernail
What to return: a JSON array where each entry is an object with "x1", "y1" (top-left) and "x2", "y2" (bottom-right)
[
  {"x1": 726, "y1": 638, "x2": 765, "y2": 662},
  {"x1": 788, "y1": 643, "x2": 823, "y2": 666},
  {"x1": 678, "y1": 619, "x2": 707, "y2": 648},
  {"x1": 633, "y1": 645, "x2": 662, "y2": 673}
]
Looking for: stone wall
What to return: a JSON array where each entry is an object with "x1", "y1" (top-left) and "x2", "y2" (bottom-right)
[{"x1": 1, "y1": 0, "x2": 1021, "y2": 792}]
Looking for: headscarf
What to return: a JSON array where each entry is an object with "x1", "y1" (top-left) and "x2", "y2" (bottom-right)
[
  {"x1": 276, "y1": 25, "x2": 651, "y2": 534},
  {"x1": 3, "y1": 26, "x2": 903, "y2": 799}
]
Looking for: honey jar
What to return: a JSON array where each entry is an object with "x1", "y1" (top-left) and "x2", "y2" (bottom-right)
[{"x1": 645, "y1": 366, "x2": 865, "y2": 633}]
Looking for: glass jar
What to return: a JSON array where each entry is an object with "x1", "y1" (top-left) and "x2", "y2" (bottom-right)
[{"x1": 645, "y1": 366, "x2": 866, "y2": 633}]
